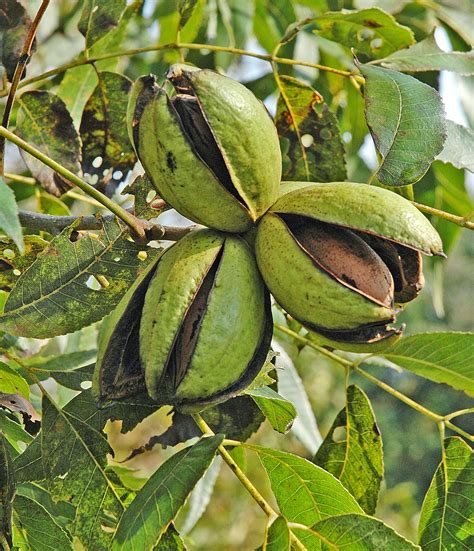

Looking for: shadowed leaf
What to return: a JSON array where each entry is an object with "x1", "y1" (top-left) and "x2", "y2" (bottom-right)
[
  {"x1": 0, "y1": 235, "x2": 46, "y2": 292},
  {"x1": 418, "y1": 437, "x2": 473, "y2": 550},
  {"x1": 315, "y1": 8, "x2": 415, "y2": 59},
  {"x1": 360, "y1": 64, "x2": 446, "y2": 186},
  {"x1": 379, "y1": 332, "x2": 474, "y2": 396},
  {"x1": 124, "y1": 174, "x2": 168, "y2": 220},
  {"x1": 313, "y1": 385, "x2": 383, "y2": 514},
  {"x1": 155, "y1": 523, "x2": 186, "y2": 549},
  {"x1": 13, "y1": 495, "x2": 72, "y2": 550},
  {"x1": 276, "y1": 76, "x2": 346, "y2": 183},
  {"x1": 436, "y1": 119, "x2": 474, "y2": 172},
  {"x1": 41, "y1": 394, "x2": 123, "y2": 550},
  {"x1": 16, "y1": 92, "x2": 82, "y2": 196},
  {"x1": 254, "y1": 0, "x2": 296, "y2": 54},
  {"x1": 112, "y1": 435, "x2": 223, "y2": 550},
  {"x1": 0, "y1": 432, "x2": 15, "y2": 547},
  {"x1": 0, "y1": 218, "x2": 160, "y2": 338},
  {"x1": 0, "y1": 0, "x2": 36, "y2": 81},
  {"x1": 0, "y1": 178, "x2": 24, "y2": 253},
  {"x1": 78, "y1": 0, "x2": 127, "y2": 49},
  {"x1": 80, "y1": 72, "x2": 136, "y2": 192}
]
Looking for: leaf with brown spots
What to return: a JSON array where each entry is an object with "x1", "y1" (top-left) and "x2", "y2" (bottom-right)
[
  {"x1": 16, "y1": 91, "x2": 82, "y2": 196},
  {"x1": 276, "y1": 75, "x2": 346, "y2": 182},
  {"x1": 78, "y1": 0, "x2": 126, "y2": 49},
  {"x1": 0, "y1": 218, "x2": 161, "y2": 339},
  {"x1": 80, "y1": 72, "x2": 137, "y2": 192}
]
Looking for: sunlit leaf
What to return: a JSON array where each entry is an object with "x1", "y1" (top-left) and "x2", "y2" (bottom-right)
[
  {"x1": 0, "y1": 410, "x2": 33, "y2": 453},
  {"x1": 247, "y1": 386, "x2": 296, "y2": 434},
  {"x1": 0, "y1": 178, "x2": 23, "y2": 253},
  {"x1": 250, "y1": 445, "x2": 363, "y2": 527},
  {"x1": 276, "y1": 76, "x2": 346, "y2": 182},
  {"x1": 292, "y1": 513, "x2": 420, "y2": 550},
  {"x1": 315, "y1": 8, "x2": 415, "y2": 59},
  {"x1": 360, "y1": 64, "x2": 446, "y2": 186},
  {"x1": 379, "y1": 332, "x2": 474, "y2": 396},
  {"x1": 314, "y1": 385, "x2": 383, "y2": 514},
  {"x1": 0, "y1": 218, "x2": 159, "y2": 338},
  {"x1": 0, "y1": 361, "x2": 29, "y2": 398},
  {"x1": 418, "y1": 437, "x2": 473, "y2": 550},
  {"x1": 264, "y1": 516, "x2": 290, "y2": 550},
  {"x1": 378, "y1": 33, "x2": 474, "y2": 75},
  {"x1": 112, "y1": 435, "x2": 223, "y2": 550},
  {"x1": 16, "y1": 92, "x2": 82, "y2": 196}
]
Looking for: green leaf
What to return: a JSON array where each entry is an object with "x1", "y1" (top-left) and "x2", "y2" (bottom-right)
[
  {"x1": 250, "y1": 445, "x2": 363, "y2": 527},
  {"x1": 0, "y1": 218, "x2": 159, "y2": 338},
  {"x1": 360, "y1": 64, "x2": 446, "y2": 186},
  {"x1": 292, "y1": 513, "x2": 420, "y2": 550},
  {"x1": 314, "y1": 8, "x2": 415, "y2": 60},
  {"x1": 0, "y1": 410, "x2": 33, "y2": 452},
  {"x1": 378, "y1": 33, "x2": 474, "y2": 75},
  {"x1": 125, "y1": 174, "x2": 168, "y2": 220},
  {"x1": 178, "y1": 0, "x2": 199, "y2": 30},
  {"x1": 58, "y1": 2, "x2": 140, "y2": 128},
  {"x1": 155, "y1": 523, "x2": 186, "y2": 550},
  {"x1": 80, "y1": 72, "x2": 136, "y2": 190},
  {"x1": 379, "y1": 332, "x2": 474, "y2": 396},
  {"x1": 276, "y1": 76, "x2": 347, "y2": 183},
  {"x1": 264, "y1": 516, "x2": 290, "y2": 551},
  {"x1": 16, "y1": 92, "x2": 82, "y2": 196},
  {"x1": 78, "y1": 0, "x2": 127, "y2": 49},
  {"x1": 434, "y1": 2, "x2": 474, "y2": 46},
  {"x1": 112, "y1": 435, "x2": 223, "y2": 550},
  {"x1": 0, "y1": 361, "x2": 29, "y2": 397},
  {"x1": 254, "y1": 0, "x2": 296, "y2": 53},
  {"x1": 0, "y1": 178, "x2": 23, "y2": 253},
  {"x1": 41, "y1": 394, "x2": 123, "y2": 550},
  {"x1": 418, "y1": 437, "x2": 473, "y2": 550},
  {"x1": 13, "y1": 495, "x2": 72, "y2": 550},
  {"x1": 436, "y1": 119, "x2": 474, "y2": 172},
  {"x1": 314, "y1": 385, "x2": 383, "y2": 515},
  {"x1": 0, "y1": 0, "x2": 36, "y2": 81},
  {"x1": 0, "y1": 432, "x2": 15, "y2": 548},
  {"x1": 247, "y1": 386, "x2": 296, "y2": 434}
]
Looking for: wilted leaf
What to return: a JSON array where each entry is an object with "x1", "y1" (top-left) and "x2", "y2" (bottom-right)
[
  {"x1": 80, "y1": 72, "x2": 136, "y2": 192},
  {"x1": 379, "y1": 332, "x2": 474, "y2": 396},
  {"x1": 0, "y1": 361, "x2": 29, "y2": 397},
  {"x1": 314, "y1": 385, "x2": 383, "y2": 514},
  {"x1": 436, "y1": 119, "x2": 474, "y2": 171},
  {"x1": 378, "y1": 33, "x2": 474, "y2": 75},
  {"x1": 276, "y1": 76, "x2": 346, "y2": 182},
  {"x1": 0, "y1": 432, "x2": 15, "y2": 548},
  {"x1": 264, "y1": 516, "x2": 290, "y2": 551},
  {"x1": 418, "y1": 437, "x2": 473, "y2": 550},
  {"x1": 0, "y1": 235, "x2": 46, "y2": 292},
  {"x1": 315, "y1": 8, "x2": 415, "y2": 59},
  {"x1": 292, "y1": 513, "x2": 420, "y2": 550},
  {"x1": 0, "y1": 218, "x2": 159, "y2": 338},
  {"x1": 41, "y1": 394, "x2": 123, "y2": 550},
  {"x1": 78, "y1": 0, "x2": 127, "y2": 49},
  {"x1": 13, "y1": 495, "x2": 72, "y2": 550},
  {"x1": 247, "y1": 386, "x2": 296, "y2": 434},
  {"x1": 360, "y1": 64, "x2": 446, "y2": 186},
  {"x1": 250, "y1": 445, "x2": 363, "y2": 527},
  {"x1": 0, "y1": 0, "x2": 36, "y2": 81},
  {"x1": 112, "y1": 436, "x2": 223, "y2": 550},
  {"x1": 16, "y1": 92, "x2": 82, "y2": 196},
  {"x1": 0, "y1": 178, "x2": 23, "y2": 253}
]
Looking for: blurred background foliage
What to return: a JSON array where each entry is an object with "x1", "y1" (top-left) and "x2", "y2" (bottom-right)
[{"x1": 1, "y1": 0, "x2": 473, "y2": 549}]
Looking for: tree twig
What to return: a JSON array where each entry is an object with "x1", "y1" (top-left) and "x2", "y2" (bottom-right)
[
  {"x1": 412, "y1": 201, "x2": 474, "y2": 231},
  {"x1": 0, "y1": 0, "x2": 51, "y2": 174},
  {"x1": 18, "y1": 209, "x2": 196, "y2": 241}
]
